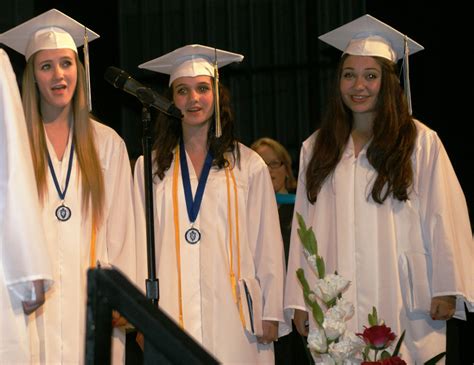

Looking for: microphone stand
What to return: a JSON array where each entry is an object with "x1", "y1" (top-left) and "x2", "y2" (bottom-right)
[
  {"x1": 137, "y1": 87, "x2": 186, "y2": 363},
  {"x1": 137, "y1": 87, "x2": 159, "y2": 306}
]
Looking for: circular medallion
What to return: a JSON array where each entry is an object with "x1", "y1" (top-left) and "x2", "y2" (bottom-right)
[
  {"x1": 185, "y1": 227, "x2": 201, "y2": 244},
  {"x1": 55, "y1": 204, "x2": 72, "y2": 221}
]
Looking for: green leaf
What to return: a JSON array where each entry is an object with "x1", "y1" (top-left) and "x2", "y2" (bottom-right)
[
  {"x1": 368, "y1": 313, "x2": 373, "y2": 325},
  {"x1": 296, "y1": 268, "x2": 310, "y2": 293},
  {"x1": 306, "y1": 228, "x2": 318, "y2": 256},
  {"x1": 392, "y1": 329, "x2": 405, "y2": 357},
  {"x1": 423, "y1": 352, "x2": 446, "y2": 365},
  {"x1": 296, "y1": 212, "x2": 318, "y2": 256},
  {"x1": 297, "y1": 228, "x2": 309, "y2": 251},
  {"x1": 296, "y1": 212, "x2": 307, "y2": 231},
  {"x1": 312, "y1": 299, "x2": 324, "y2": 326},
  {"x1": 363, "y1": 346, "x2": 370, "y2": 361},
  {"x1": 380, "y1": 350, "x2": 391, "y2": 359},
  {"x1": 295, "y1": 213, "x2": 326, "y2": 327},
  {"x1": 316, "y1": 256, "x2": 325, "y2": 279},
  {"x1": 326, "y1": 297, "x2": 337, "y2": 308},
  {"x1": 368, "y1": 306, "x2": 378, "y2": 326},
  {"x1": 297, "y1": 268, "x2": 324, "y2": 326}
]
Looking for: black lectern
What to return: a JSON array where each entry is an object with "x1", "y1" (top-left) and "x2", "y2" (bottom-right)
[{"x1": 85, "y1": 267, "x2": 219, "y2": 364}]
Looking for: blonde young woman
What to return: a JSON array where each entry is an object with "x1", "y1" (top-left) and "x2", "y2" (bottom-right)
[{"x1": 0, "y1": 9, "x2": 136, "y2": 364}]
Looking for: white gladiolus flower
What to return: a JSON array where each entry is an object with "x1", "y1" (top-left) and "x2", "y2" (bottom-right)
[
  {"x1": 329, "y1": 331, "x2": 366, "y2": 364},
  {"x1": 307, "y1": 326, "x2": 328, "y2": 353},
  {"x1": 314, "y1": 274, "x2": 350, "y2": 303},
  {"x1": 297, "y1": 215, "x2": 405, "y2": 364},
  {"x1": 340, "y1": 331, "x2": 365, "y2": 352},
  {"x1": 326, "y1": 298, "x2": 354, "y2": 322},
  {"x1": 328, "y1": 339, "x2": 356, "y2": 365},
  {"x1": 311, "y1": 353, "x2": 337, "y2": 365},
  {"x1": 323, "y1": 317, "x2": 346, "y2": 340}
]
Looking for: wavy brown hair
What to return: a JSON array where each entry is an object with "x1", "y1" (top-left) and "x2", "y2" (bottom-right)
[
  {"x1": 22, "y1": 51, "x2": 105, "y2": 225},
  {"x1": 306, "y1": 55, "x2": 416, "y2": 204},
  {"x1": 152, "y1": 82, "x2": 240, "y2": 179}
]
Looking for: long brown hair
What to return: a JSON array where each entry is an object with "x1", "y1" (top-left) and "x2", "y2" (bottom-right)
[
  {"x1": 22, "y1": 51, "x2": 105, "y2": 225},
  {"x1": 306, "y1": 55, "x2": 416, "y2": 204},
  {"x1": 152, "y1": 81, "x2": 240, "y2": 179}
]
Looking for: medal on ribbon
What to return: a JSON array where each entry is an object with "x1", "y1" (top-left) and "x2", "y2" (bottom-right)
[
  {"x1": 185, "y1": 227, "x2": 201, "y2": 244},
  {"x1": 55, "y1": 204, "x2": 72, "y2": 221},
  {"x1": 47, "y1": 141, "x2": 74, "y2": 222},
  {"x1": 180, "y1": 139, "x2": 213, "y2": 244}
]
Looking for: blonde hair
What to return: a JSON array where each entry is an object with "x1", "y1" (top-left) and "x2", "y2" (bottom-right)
[
  {"x1": 22, "y1": 51, "x2": 105, "y2": 226},
  {"x1": 251, "y1": 137, "x2": 297, "y2": 191}
]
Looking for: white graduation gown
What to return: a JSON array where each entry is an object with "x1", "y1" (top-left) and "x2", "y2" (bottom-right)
[
  {"x1": 0, "y1": 48, "x2": 53, "y2": 364},
  {"x1": 134, "y1": 143, "x2": 290, "y2": 364},
  {"x1": 285, "y1": 120, "x2": 473, "y2": 364},
  {"x1": 27, "y1": 120, "x2": 136, "y2": 365}
]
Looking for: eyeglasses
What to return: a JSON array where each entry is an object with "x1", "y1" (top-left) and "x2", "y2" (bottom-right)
[{"x1": 265, "y1": 160, "x2": 284, "y2": 170}]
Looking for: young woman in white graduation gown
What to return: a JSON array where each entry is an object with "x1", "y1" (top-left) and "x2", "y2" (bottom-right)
[
  {"x1": 284, "y1": 15, "x2": 474, "y2": 364},
  {"x1": 0, "y1": 9, "x2": 136, "y2": 364},
  {"x1": 134, "y1": 44, "x2": 290, "y2": 364}
]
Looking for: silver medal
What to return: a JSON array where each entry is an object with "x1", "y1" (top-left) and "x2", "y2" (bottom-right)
[
  {"x1": 185, "y1": 227, "x2": 201, "y2": 244},
  {"x1": 55, "y1": 204, "x2": 71, "y2": 221}
]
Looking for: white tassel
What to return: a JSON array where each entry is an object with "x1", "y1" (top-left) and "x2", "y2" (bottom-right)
[
  {"x1": 84, "y1": 26, "x2": 92, "y2": 112},
  {"x1": 403, "y1": 35, "x2": 412, "y2": 115},
  {"x1": 214, "y1": 48, "x2": 221, "y2": 138}
]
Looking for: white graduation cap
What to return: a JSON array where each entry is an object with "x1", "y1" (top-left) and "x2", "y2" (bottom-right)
[
  {"x1": 318, "y1": 14, "x2": 424, "y2": 114},
  {"x1": 139, "y1": 44, "x2": 244, "y2": 137},
  {"x1": 0, "y1": 8, "x2": 99, "y2": 60},
  {"x1": 0, "y1": 8, "x2": 100, "y2": 111},
  {"x1": 318, "y1": 14, "x2": 423, "y2": 61},
  {"x1": 139, "y1": 44, "x2": 243, "y2": 86}
]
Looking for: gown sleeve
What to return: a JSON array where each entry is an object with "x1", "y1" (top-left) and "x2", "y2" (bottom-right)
[
  {"x1": 132, "y1": 155, "x2": 148, "y2": 293},
  {"x1": 416, "y1": 128, "x2": 474, "y2": 317},
  {"x1": 245, "y1": 151, "x2": 291, "y2": 334},
  {"x1": 284, "y1": 136, "x2": 314, "y2": 314},
  {"x1": 103, "y1": 134, "x2": 136, "y2": 284},
  {"x1": 0, "y1": 49, "x2": 53, "y2": 302}
]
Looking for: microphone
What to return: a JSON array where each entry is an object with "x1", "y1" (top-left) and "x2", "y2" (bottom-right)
[{"x1": 104, "y1": 66, "x2": 182, "y2": 119}]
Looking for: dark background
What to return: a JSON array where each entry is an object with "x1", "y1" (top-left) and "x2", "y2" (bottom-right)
[
  {"x1": 2, "y1": 2, "x2": 468, "y2": 220},
  {"x1": 2, "y1": 1, "x2": 470, "y2": 226},
  {"x1": 1, "y1": 2, "x2": 472, "y2": 363}
]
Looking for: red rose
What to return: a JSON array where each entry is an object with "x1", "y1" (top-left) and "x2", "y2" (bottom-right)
[
  {"x1": 356, "y1": 324, "x2": 396, "y2": 350},
  {"x1": 380, "y1": 356, "x2": 407, "y2": 365},
  {"x1": 361, "y1": 356, "x2": 406, "y2": 365}
]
